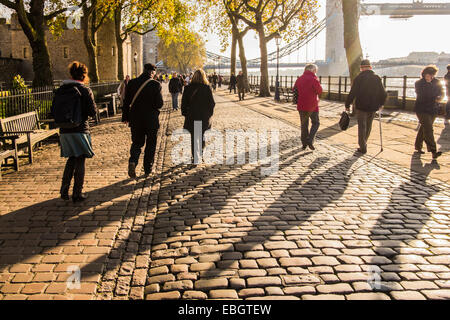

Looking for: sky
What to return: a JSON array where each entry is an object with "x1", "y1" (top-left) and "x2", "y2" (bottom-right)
[{"x1": 203, "y1": 0, "x2": 450, "y2": 63}]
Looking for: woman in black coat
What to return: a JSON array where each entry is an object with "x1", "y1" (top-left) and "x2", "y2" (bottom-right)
[
  {"x1": 181, "y1": 69, "x2": 215, "y2": 163},
  {"x1": 414, "y1": 65, "x2": 444, "y2": 160},
  {"x1": 52, "y1": 61, "x2": 97, "y2": 202}
]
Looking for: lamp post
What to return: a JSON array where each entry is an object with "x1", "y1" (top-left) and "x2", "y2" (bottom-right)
[
  {"x1": 133, "y1": 52, "x2": 138, "y2": 77},
  {"x1": 274, "y1": 33, "x2": 281, "y2": 102}
]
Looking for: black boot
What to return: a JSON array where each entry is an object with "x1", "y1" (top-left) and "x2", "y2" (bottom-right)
[
  {"x1": 60, "y1": 184, "x2": 70, "y2": 200},
  {"x1": 72, "y1": 156, "x2": 86, "y2": 202},
  {"x1": 73, "y1": 193, "x2": 88, "y2": 203},
  {"x1": 61, "y1": 157, "x2": 75, "y2": 200}
]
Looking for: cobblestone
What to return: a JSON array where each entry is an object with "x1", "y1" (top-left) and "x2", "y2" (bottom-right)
[{"x1": 0, "y1": 88, "x2": 449, "y2": 300}]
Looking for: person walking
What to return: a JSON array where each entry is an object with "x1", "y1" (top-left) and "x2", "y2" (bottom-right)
[
  {"x1": 181, "y1": 69, "x2": 215, "y2": 164},
  {"x1": 294, "y1": 64, "x2": 323, "y2": 150},
  {"x1": 229, "y1": 73, "x2": 237, "y2": 94},
  {"x1": 212, "y1": 73, "x2": 218, "y2": 92},
  {"x1": 122, "y1": 63, "x2": 164, "y2": 178},
  {"x1": 218, "y1": 75, "x2": 223, "y2": 88},
  {"x1": 345, "y1": 59, "x2": 387, "y2": 154},
  {"x1": 237, "y1": 71, "x2": 245, "y2": 101},
  {"x1": 169, "y1": 72, "x2": 183, "y2": 111},
  {"x1": 117, "y1": 75, "x2": 130, "y2": 106},
  {"x1": 52, "y1": 61, "x2": 97, "y2": 202},
  {"x1": 414, "y1": 65, "x2": 444, "y2": 160},
  {"x1": 444, "y1": 64, "x2": 450, "y2": 120}
]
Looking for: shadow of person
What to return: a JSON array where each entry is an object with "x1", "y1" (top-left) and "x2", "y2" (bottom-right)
[
  {"x1": 437, "y1": 120, "x2": 449, "y2": 154},
  {"x1": 144, "y1": 150, "x2": 360, "y2": 295},
  {"x1": 0, "y1": 133, "x2": 308, "y2": 291},
  {"x1": 366, "y1": 153, "x2": 443, "y2": 294}
]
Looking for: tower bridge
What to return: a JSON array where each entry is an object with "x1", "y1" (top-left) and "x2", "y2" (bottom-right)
[{"x1": 205, "y1": 1, "x2": 450, "y2": 74}]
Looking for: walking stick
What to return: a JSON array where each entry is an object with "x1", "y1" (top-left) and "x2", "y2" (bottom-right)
[{"x1": 379, "y1": 108, "x2": 383, "y2": 152}]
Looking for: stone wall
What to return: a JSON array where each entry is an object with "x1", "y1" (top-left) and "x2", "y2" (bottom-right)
[
  {"x1": 0, "y1": 58, "x2": 23, "y2": 83},
  {"x1": 2, "y1": 14, "x2": 143, "y2": 82}
]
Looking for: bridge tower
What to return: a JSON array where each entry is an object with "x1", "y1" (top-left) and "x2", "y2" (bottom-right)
[{"x1": 325, "y1": 0, "x2": 348, "y2": 76}]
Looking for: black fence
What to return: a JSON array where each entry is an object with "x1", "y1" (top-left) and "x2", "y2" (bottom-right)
[
  {"x1": 0, "y1": 82, "x2": 120, "y2": 120},
  {"x1": 247, "y1": 75, "x2": 447, "y2": 108}
]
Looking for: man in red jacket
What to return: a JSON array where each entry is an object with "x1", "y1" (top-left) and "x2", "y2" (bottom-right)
[{"x1": 294, "y1": 64, "x2": 323, "y2": 150}]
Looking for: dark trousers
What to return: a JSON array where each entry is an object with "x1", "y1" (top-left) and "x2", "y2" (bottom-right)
[
  {"x1": 229, "y1": 84, "x2": 236, "y2": 94},
  {"x1": 130, "y1": 125, "x2": 158, "y2": 173},
  {"x1": 171, "y1": 92, "x2": 179, "y2": 110},
  {"x1": 61, "y1": 156, "x2": 86, "y2": 196},
  {"x1": 299, "y1": 111, "x2": 320, "y2": 146},
  {"x1": 356, "y1": 109, "x2": 376, "y2": 153},
  {"x1": 415, "y1": 113, "x2": 437, "y2": 153},
  {"x1": 238, "y1": 88, "x2": 245, "y2": 101}
]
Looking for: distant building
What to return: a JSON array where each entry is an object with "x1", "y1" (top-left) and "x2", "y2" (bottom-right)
[
  {"x1": 0, "y1": 14, "x2": 143, "y2": 83},
  {"x1": 142, "y1": 29, "x2": 160, "y2": 65},
  {"x1": 406, "y1": 52, "x2": 440, "y2": 64}
]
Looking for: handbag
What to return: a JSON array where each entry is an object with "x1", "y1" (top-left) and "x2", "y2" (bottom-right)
[{"x1": 339, "y1": 111, "x2": 350, "y2": 131}]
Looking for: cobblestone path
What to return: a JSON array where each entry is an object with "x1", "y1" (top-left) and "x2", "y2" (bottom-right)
[
  {"x1": 0, "y1": 89, "x2": 449, "y2": 300},
  {"x1": 145, "y1": 93, "x2": 450, "y2": 300}
]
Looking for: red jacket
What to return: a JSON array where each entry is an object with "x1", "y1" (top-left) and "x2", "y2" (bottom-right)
[{"x1": 294, "y1": 70, "x2": 323, "y2": 112}]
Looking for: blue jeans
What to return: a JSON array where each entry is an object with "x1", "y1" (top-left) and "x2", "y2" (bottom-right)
[{"x1": 171, "y1": 92, "x2": 179, "y2": 110}]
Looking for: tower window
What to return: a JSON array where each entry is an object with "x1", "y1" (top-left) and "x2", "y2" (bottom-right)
[
  {"x1": 112, "y1": 46, "x2": 115, "y2": 56},
  {"x1": 23, "y1": 47, "x2": 28, "y2": 59},
  {"x1": 63, "y1": 47, "x2": 69, "y2": 59}
]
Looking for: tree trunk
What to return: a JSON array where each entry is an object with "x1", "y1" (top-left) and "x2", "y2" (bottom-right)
[
  {"x1": 237, "y1": 32, "x2": 249, "y2": 92},
  {"x1": 82, "y1": 6, "x2": 99, "y2": 83},
  {"x1": 257, "y1": 23, "x2": 270, "y2": 97},
  {"x1": 29, "y1": 28, "x2": 53, "y2": 87},
  {"x1": 114, "y1": 8, "x2": 125, "y2": 80},
  {"x1": 16, "y1": 6, "x2": 53, "y2": 86},
  {"x1": 342, "y1": 0, "x2": 363, "y2": 82},
  {"x1": 230, "y1": 24, "x2": 238, "y2": 76}
]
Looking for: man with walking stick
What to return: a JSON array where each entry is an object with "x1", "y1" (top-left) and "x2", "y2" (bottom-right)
[{"x1": 345, "y1": 60, "x2": 387, "y2": 154}]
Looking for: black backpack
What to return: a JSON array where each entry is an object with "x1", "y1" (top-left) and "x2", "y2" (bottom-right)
[{"x1": 51, "y1": 84, "x2": 83, "y2": 128}]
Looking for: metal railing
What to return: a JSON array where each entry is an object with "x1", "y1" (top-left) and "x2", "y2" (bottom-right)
[
  {"x1": 247, "y1": 75, "x2": 447, "y2": 108},
  {"x1": 0, "y1": 82, "x2": 120, "y2": 120}
]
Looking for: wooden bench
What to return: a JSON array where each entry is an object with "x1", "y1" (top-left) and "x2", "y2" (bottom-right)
[
  {"x1": 0, "y1": 111, "x2": 59, "y2": 164},
  {"x1": 95, "y1": 102, "x2": 109, "y2": 124},
  {"x1": 0, "y1": 135, "x2": 19, "y2": 178},
  {"x1": 250, "y1": 84, "x2": 260, "y2": 95},
  {"x1": 279, "y1": 87, "x2": 293, "y2": 102}
]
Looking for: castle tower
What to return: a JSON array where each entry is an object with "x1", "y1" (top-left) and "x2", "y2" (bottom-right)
[{"x1": 325, "y1": 0, "x2": 348, "y2": 75}]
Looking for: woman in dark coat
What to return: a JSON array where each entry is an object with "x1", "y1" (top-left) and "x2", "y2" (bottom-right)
[
  {"x1": 414, "y1": 65, "x2": 444, "y2": 160},
  {"x1": 52, "y1": 61, "x2": 97, "y2": 202},
  {"x1": 181, "y1": 69, "x2": 215, "y2": 163}
]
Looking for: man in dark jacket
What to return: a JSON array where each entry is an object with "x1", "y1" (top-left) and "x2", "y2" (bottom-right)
[
  {"x1": 229, "y1": 73, "x2": 237, "y2": 94},
  {"x1": 414, "y1": 65, "x2": 444, "y2": 160},
  {"x1": 236, "y1": 71, "x2": 245, "y2": 101},
  {"x1": 345, "y1": 60, "x2": 387, "y2": 154},
  {"x1": 445, "y1": 64, "x2": 450, "y2": 120},
  {"x1": 169, "y1": 72, "x2": 183, "y2": 111},
  {"x1": 122, "y1": 63, "x2": 164, "y2": 178},
  {"x1": 211, "y1": 73, "x2": 218, "y2": 91}
]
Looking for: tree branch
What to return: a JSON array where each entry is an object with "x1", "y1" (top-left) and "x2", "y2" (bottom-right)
[
  {"x1": 0, "y1": 0, "x2": 15, "y2": 10},
  {"x1": 44, "y1": 0, "x2": 88, "y2": 21}
]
